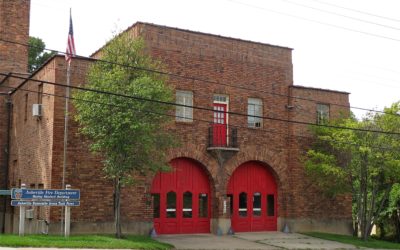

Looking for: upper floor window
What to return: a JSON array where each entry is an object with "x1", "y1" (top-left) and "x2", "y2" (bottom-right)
[
  {"x1": 213, "y1": 94, "x2": 228, "y2": 103},
  {"x1": 317, "y1": 103, "x2": 329, "y2": 124},
  {"x1": 175, "y1": 90, "x2": 193, "y2": 122},
  {"x1": 248, "y1": 98, "x2": 262, "y2": 128}
]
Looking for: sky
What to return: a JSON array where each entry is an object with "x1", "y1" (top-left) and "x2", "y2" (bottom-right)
[{"x1": 29, "y1": 0, "x2": 400, "y2": 118}]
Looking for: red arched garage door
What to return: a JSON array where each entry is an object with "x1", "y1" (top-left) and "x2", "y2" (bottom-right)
[
  {"x1": 227, "y1": 161, "x2": 277, "y2": 232},
  {"x1": 151, "y1": 158, "x2": 211, "y2": 234}
]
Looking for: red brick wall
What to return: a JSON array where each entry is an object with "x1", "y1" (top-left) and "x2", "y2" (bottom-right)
[
  {"x1": 8, "y1": 21, "x2": 352, "y2": 230},
  {"x1": 0, "y1": 0, "x2": 30, "y2": 217},
  {"x1": 0, "y1": 0, "x2": 30, "y2": 76},
  {"x1": 57, "y1": 23, "x2": 295, "y2": 224},
  {"x1": 9, "y1": 59, "x2": 57, "y2": 221},
  {"x1": 48, "y1": 57, "x2": 118, "y2": 222},
  {"x1": 135, "y1": 23, "x2": 293, "y2": 219},
  {"x1": 56, "y1": 23, "x2": 351, "y2": 224},
  {"x1": 0, "y1": 94, "x2": 11, "y2": 217},
  {"x1": 286, "y1": 86, "x2": 352, "y2": 220}
]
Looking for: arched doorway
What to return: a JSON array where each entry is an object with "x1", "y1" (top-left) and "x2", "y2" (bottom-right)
[
  {"x1": 151, "y1": 158, "x2": 211, "y2": 234},
  {"x1": 227, "y1": 161, "x2": 277, "y2": 232}
]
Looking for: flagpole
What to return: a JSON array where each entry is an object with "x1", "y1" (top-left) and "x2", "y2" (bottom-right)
[
  {"x1": 61, "y1": 7, "x2": 75, "y2": 235},
  {"x1": 61, "y1": 60, "x2": 71, "y2": 234},
  {"x1": 62, "y1": 61, "x2": 70, "y2": 193}
]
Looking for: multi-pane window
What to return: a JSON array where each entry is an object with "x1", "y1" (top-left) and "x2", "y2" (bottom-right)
[
  {"x1": 317, "y1": 103, "x2": 330, "y2": 124},
  {"x1": 253, "y1": 192, "x2": 261, "y2": 216},
  {"x1": 213, "y1": 95, "x2": 227, "y2": 103},
  {"x1": 176, "y1": 90, "x2": 193, "y2": 122},
  {"x1": 166, "y1": 191, "x2": 176, "y2": 218},
  {"x1": 183, "y1": 191, "x2": 193, "y2": 218},
  {"x1": 248, "y1": 98, "x2": 262, "y2": 128},
  {"x1": 198, "y1": 193, "x2": 208, "y2": 218},
  {"x1": 239, "y1": 192, "x2": 247, "y2": 217}
]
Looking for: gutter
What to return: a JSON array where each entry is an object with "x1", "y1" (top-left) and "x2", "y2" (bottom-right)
[{"x1": 1, "y1": 96, "x2": 12, "y2": 233}]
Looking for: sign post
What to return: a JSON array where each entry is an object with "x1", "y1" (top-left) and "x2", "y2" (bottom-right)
[
  {"x1": 18, "y1": 183, "x2": 26, "y2": 236},
  {"x1": 11, "y1": 185, "x2": 80, "y2": 237},
  {"x1": 0, "y1": 190, "x2": 11, "y2": 196},
  {"x1": 64, "y1": 184, "x2": 71, "y2": 237}
]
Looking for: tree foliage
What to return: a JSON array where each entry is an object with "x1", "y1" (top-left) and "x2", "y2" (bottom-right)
[
  {"x1": 72, "y1": 33, "x2": 176, "y2": 238},
  {"x1": 305, "y1": 102, "x2": 400, "y2": 240},
  {"x1": 28, "y1": 36, "x2": 55, "y2": 72}
]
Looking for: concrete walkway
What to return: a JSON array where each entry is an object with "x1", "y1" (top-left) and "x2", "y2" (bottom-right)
[{"x1": 156, "y1": 232, "x2": 366, "y2": 249}]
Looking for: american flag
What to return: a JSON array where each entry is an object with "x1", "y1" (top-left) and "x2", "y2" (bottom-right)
[{"x1": 65, "y1": 10, "x2": 76, "y2": 63}]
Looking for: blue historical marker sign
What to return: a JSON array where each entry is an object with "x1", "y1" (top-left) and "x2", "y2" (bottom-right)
[
  {"x1": 11, "y1": 200, "x2": 80, "y2": 207},
  {"x1": 11, "y1": 189, "x2": 80, "y2": 200}
]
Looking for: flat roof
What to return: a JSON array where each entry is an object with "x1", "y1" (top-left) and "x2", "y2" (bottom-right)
[
  {"x1": 135, "y1": 22, "x2": 293, "y2": 50},
  {"x1": 291, "y1": 85, "x2": 350, "y2": 95},
  {"x1": 91, "y1": 21, "x2": 293, "y2": 57}
]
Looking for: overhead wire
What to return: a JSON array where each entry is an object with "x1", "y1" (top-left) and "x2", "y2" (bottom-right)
[
  {"x1": 0, "y1": 82, "x2": 398, "y2": 152},
  {"x1": 2, "y1": 72, "x2": 400, "y2": 136},
  {"x1": 0, "y1": 37, "x2": 398, "y2": 117},
  {"x1": 227, "y1": 0, "x2": 400, "y2": 43},
  {"x1": 309, "y1": 0, "x2": 400, "y2": 24},
  {"x1": 280, "y1": 0, "x2": 400, "y2": 32}
]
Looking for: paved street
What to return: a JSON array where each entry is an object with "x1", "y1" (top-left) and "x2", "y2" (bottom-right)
[{"x1": 157, "y1": 232, "x2": 368, "y2": 249}]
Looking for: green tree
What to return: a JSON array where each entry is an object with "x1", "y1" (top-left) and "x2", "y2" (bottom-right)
[
  {"x1": 28, "y1": 36, "x2": 55, "y2": 72},
  {"x1": 305, "y1": 103, "x2": 400, "y2": 241},
  {"x1": 388, "y1": 184, "x2": 400, "y2": 242},
  {"x1": 72, "y1": 33, "x2": 176, "y2": 238},
  {"x1": 379, "y1": 183, "x2": 400, "y2": 242}
]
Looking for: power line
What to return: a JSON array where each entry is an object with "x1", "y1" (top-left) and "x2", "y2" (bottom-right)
[
  {"x1": 1, "y1": 37, "x2": 398, "y2": 118},
  {"x1": 228, "y1": 0, "x2": 400, "y2": 43},
  {"x1": 0, "y1": 36, "x2": 396, "y2": 117},
  {"x1": 1, "y1": 83, "x2": 398, "y2": 152},
  {"x1": 280, "y1": 0, "x2": 400, "y2": 32},
  {"x1": 310, "y1": 0, "x2": 400, "y2": 24},
  {"x1": 2, "y1": 73, "x2": 400, "y2": 136}
]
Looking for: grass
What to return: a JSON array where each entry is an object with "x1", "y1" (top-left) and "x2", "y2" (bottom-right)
[
  {"x1": 304, "y1": 232, "x2": 400, "y2": 249},
  {"x1": 0, "y1": 234, "x2": 173, "y2": 249}
]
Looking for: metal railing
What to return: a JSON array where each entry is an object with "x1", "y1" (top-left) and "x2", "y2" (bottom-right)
[{"x1": 208, "y1": 125, "x2": 238, "y2": 148}]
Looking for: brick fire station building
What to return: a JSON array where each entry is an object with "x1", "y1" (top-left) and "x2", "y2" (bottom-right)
[{"x1": 0, "y1": 0, "x2": 352, "y2": 235}]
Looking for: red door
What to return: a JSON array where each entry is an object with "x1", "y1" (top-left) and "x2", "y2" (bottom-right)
[
  {"x1": 151, "y1": 158, "x2": 211, "y2": 234},
  {"x1": 213, "y1": 103, "x2": 227, "y2": 147},
  {"x1": 227, "y1": 161, "x2": 277, "y2": 232}
]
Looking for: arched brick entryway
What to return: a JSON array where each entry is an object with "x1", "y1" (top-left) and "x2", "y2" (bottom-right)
[
  {"x1": 151, "y1": 158, "x2": 211, "y2": 234},
  {"x1": 227, "y1": 161, "x2": 277, "y2": 232}
]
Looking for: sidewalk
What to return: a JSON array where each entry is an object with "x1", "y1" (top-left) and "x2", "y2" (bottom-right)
[
  {"x1": 0, "y1": 233, "x2": 388, "y2": 250},
  {"x1": 156, "y1": 232, "x2": 371, "y2": 249}
]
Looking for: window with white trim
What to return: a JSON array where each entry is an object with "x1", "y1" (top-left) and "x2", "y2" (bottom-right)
[
  {"x1": 175, "y1": 90, "x2": 193, "y2": 122},
  {"x1": 213, "y1": 95, "x2": 227, "y2": 103},
  {"x1": 248, "y1": 98, "x2": 263, "y2": 128},
  {"x1": 317, "y1": 103, "x2": 329, "y2": 124}
]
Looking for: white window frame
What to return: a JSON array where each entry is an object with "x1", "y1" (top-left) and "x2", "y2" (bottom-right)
[
  {"x1": 317, "y1": 103, "x2": 330, "y2": 124},
  {"x1": 248, "y1": 98, "x2": 263, "y2": 128},
  {"x1": 213, "y1": 94, "x2": 229, "y2": 122},
  {"x1": 175, "y1": 90, "x2": 193, "y2": 122}
]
